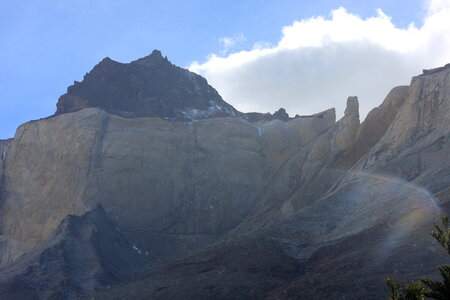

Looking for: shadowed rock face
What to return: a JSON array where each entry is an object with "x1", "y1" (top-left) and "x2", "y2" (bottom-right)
[
  {"x1": 56, "y1": 50, "x2": 241, "y2": 120},
  {"x1": 0, "y1": 205, "x2": 150, "y2": 299},
  {"x1": 96, "y1": 236, "x2": 305, "y2": 300},
  {"x1": 56, "y1": 49, "x2": 299, "y2": 123},
  {"x1": 0, "y1": 52, "x2": 449, "y2": 299}
]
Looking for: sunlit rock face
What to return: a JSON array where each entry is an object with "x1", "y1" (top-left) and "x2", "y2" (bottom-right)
[
  {"x1": 363, "y1": 67, "x2": 450, "y2": 188},
  {"x1": 258, "y1": 64, "x2": 450, "y2": 299},
  {"x1": 341, "y1": 85, "x2": 409, "y2": 168},
  {"x1": 0, "y1": 139, "x2": 12, "y2": 198},
  {"x1": 0, "y1": 52, "x2": 449, "y2": 299}
]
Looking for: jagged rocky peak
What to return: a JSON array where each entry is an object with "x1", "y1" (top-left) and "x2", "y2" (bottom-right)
[
  {"x1": 246, "y1": 107, "x2": 293, "y2": 122},
  {"x1": 340, "y1": 86, "x2": 408, "y2": 167},
  {"x1": 272, "y1": 107, "x2": 290, "y2": 121},
  {"x1": 55, "y1": 49, "x2": 352, "y2": 124},
  {"x1": 133, "y1": 49, "x2": 169, "y2": 66},
  {"x1": 422, "y1": 63, "x2": 450, "y2": 75},
  {"x1": 334, "y1": 96, "x2": 360, "y2": 151},
  {"x1": 55, "y1": 50, "x2": 326, "y2": 124},
  {"x1": 344, "y1": 96, "x2": 359, "y2": 117},
  {"x1": 56, "y1": 49, "x2": 241, "y2": 120}
]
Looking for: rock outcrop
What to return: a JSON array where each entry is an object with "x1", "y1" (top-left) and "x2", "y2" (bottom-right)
[
  {"x1": 56, "y1": 49, "x2": 300, "y2": 124},
  {"x1": 0, "y1": 139, "x2": 12, "y2": 200},
  {"x1": 340, "y1": 86, "x2": 408, "y2": 167},
  {"x1": 56, "y1": 50, "x2": 241, "y2": 120},
  {"x1": 0, "y1": 205, "x2": 149, "y2": 299},
  {"x1": 246, "y1": 107, "x2": 292, "y2": 123},
  {"x1": 360, "y1": 66, "x2": 450, "y2": 206}
]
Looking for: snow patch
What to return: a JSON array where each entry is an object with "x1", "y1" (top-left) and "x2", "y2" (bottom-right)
[
  {"x1": 257, "y1": 127, "x2": 263, "y2": 137},
  {"x1": 181, "y1": 108, "x2": 202, "y2": 120},
  {"x1": 132, "y1": 244, "x2": 149, "y2": 256},
  {"x1": 2, "y1": 146, "x2": 7, "y2": 161},
  {"x1": 247, "y1": 123, "x2": 263, "y2": 137},
  {"x1": 132, "y1": 244, "x2": 143, "y2": 255},
  {"x1": 179, "y1": 100, "x2": 235, "y2": 121}
]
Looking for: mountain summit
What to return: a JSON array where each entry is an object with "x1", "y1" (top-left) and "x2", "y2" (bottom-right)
[{"x1": 56, "y1": 50, "x2": 240, "y2": 120}]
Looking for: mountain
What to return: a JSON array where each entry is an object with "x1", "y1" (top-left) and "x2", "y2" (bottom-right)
[
  {"x1": 56, "y1": 50, "x2": 240, "y2": 120},
  {"x1": 55, "y1": 49, "x2": 292, "y2": 122},
  {"x1": 0, "y1": 51, "x2": 449, "y2": 299},
  {"x1": 0, "y1": 205, "x2": 149, "y2": 299}
]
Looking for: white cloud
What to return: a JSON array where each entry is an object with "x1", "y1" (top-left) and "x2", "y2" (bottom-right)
[
  {"x1": 426, "y1": 0, "x2": 450, "y2": 14},
  {"x1": 189, "y1": 2, "x2": 450, "y2": 120},
  {"x1": 218, "y1": 33, "x2": 246, "y2": 55}
]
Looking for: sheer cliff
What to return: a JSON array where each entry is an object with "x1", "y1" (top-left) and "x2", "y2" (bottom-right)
[{"x1": 0, "y1": 51, "x2": 449, "y2": 299}]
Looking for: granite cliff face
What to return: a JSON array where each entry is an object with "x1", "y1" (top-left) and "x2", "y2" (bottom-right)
[
  {"x1": 0, "y1": 51, "x2": 449, "y2": 299},
  {"x1": 0, "y1": 108, "x2": 333, "y2": 270},
  {"x1": 0, "y1": 139, "x2": 12, "y2": 201}
]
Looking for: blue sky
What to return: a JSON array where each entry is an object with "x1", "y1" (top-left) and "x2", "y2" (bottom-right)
[{"x1": 0, "y1": 0, "x2": 444, "y2": 139}]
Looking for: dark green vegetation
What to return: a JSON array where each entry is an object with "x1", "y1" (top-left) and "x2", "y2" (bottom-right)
[{"x1": 386, "y1": 215, "x2": 450, "y2": 300}]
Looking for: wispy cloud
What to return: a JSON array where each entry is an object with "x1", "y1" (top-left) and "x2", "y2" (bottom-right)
[
  {"x1": 218, "y1": 33, "x2": 246, "y2": 55},
  {"x1": 190, "y1": 1, "x2": 450, "y2": 119}
]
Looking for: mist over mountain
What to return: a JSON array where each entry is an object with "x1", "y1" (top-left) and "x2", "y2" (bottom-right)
[{"x1": 0, "y1": 50, "x2": 449, "y2": 299}]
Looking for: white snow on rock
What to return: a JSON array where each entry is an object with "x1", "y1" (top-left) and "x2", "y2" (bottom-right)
[
  {"x1": 2, "y1": 147, "x2": 7, "y2": 161},
  {"x1": 132, "y1": 244, "x2": 149, "y2": 256},
  {"x1": 132, "y1": 244, "x2": 143, "y2": 255}
]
